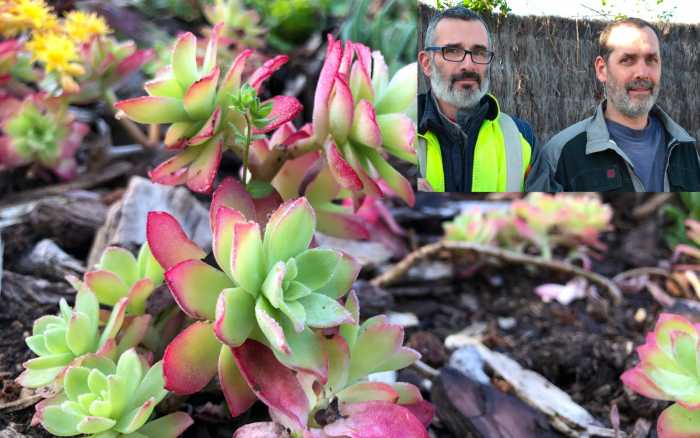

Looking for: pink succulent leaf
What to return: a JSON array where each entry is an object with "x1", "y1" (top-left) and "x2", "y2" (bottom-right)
[
  {"x1": 163, "y1": 321, "x2": 220, "y2": 394},
  {"x1": 217, "y1": 49, "x2": 253, "y2": 106},
  {"x1": 271, "y1": 151, "x2": 321, "y2": 200},
  {"x1": 146, "y1": 211, "x2": 206, "y2": 270},
  {"x1": 374, "y1": 62, "x2": 417, "y2": 115},
  {"x1": 263, "y1": 198, "x2": 316, "y2": 269},
  {"x1": 342, "y1": 145, "x2": 383, "y2": 198},
  {"x1": 144, "y1": 75, "x2": 183, "y2": 99},
  {"x1": 84, "y1": 270, "x2": 129, "y2": 307},
  {"x1": 136, "y1": 412, "x2": 193, "y2": 438},
  {"x1": 233, "y1": 422, "x2": 289, "y2": 438},
  {"x1": 336, "y1": 381, "x2": 400, "y2": 405},
  {"x1": 376, "y1": 113, "x2": 417, "y2": 163},
  {"x1": 232, "y1": 340, "x2": 311, "y2": 431},
  {"x1": 313, "y1": 35, "x2": 343, "y2": 143},
  {"x1": 114, "y1": 96, "x2": 189, "y2": 124},
  {"x1": 211, "y1": 177, "x2": 257, "y2": 225},
  {"x1": 338, "y1": 39, "x2": 354, "y2": 76},
  {"x1": 326, "y1": 141, "x2": 363, "y2": 191},
  {"x1": 534, "y1": 278, "x2": 587, "y2": 305},
  {"x1": 247, "y1": 55, "x2": 289, "y2": 92},
  {"x1": 328, "y1": 74, "x2": 354, "y2": 145},
  {"x1": 214, "y1": 287, "x2": 256, "y2": 347},
  {"x1": 186, "y1": 134, "x2": 224, "y2": 193},
  {"x1": 362, "y1": 148, "x2": 415, "y2": 207},
  {"x1": 116, "y1": 47, "x2": 155, "y2": 78},
  {"x1": 219, "y1": 346, "x2": 257, "y2": 417},
  {"x1": 349, "y1": 100, "x2": 382, "y2": 149},
  {"x1": 183, "y1": 66, "x2": 219, "y2": 120},
  {"x1": 171, "y1": 32, "x2": 199, "y2": 88},
  {"x1": 252, "y1": 190, "x2": 284, "y2": 227},
  {"x1": 401, "y1": 400, "x2": 435, "y2": 428},
  {"x1": 253, "y1": 95, "x2": 303, "y2": 134},
  {"x1": 269, "y1": 122, "x2": 296, "y2": 146},
  {"x1": 324, "y1": 401, "x2": 428, "y2": 438},
  {"x1": 231, "y1": 221, "x2": 265, "y2": 294},
  {"x1": 212, "y1": 206, "x2": 247, "y2": 279},
  {"x1": 657, "y1": 402, "x2": 700, "y2": 438},
  {"x1": 165, "y1": 259, "x2": 233, "y2": 320},
  {"x1": 116, "y1": 313, "x2": 151, "y2": 356},
  {"x1": 620, "y1": 367, "x2": 674, "y2": 401},
  {"x1": 201, "y1": 23, "x2": 223, "y2": 75},
  {"x1": 148, "y1": 145, "x2": 202, "y2": 186},
  {"x1": 370, "y1": 51, "x2": 389, "y2": 93},
  {"x1": 188, "y1": 106, "x2": 221, "y2": 146},
  {"x1": 391, "y1": 382, "x2": 424, "y2": 405},
  {"x1": 349, "y1": 59, "x2": 373, "y2": 104},
  {"x1": 315, "y1": 207, "x2": 370, "y2": 240}
]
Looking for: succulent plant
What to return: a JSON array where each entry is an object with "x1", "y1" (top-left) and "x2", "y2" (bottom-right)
[
  {"x1": 0, "y1": 93, "x2": 89, "y2": 180},
  {"x1": 85, "y1": 243, "x2": 164, "y2": 315},
  {"x1": 16, "y1": 283, "x2": 147, "y2": 389},
  {"x1": 34, "y1": 349, "x2": 192, "y2": 437},
  {"x1": 291, "y1": 34, "x2": 417, "y2": 206},
  {"x1": 621, "y1": 313, "x2": 700, "y2": 438},
  {"x1": 202, "y1": 0, "x2": 265, "y2": 50},
  {"x1": 143, "y1": 181, "x2": 359, "y2": 417},
  {"x1": 114, "y1": 27, "x2": 303, "y2": 193},
  {"x1": 443, "y1": 207, "x2": 500, "y2": 245},
  {"x1": 231, "y1": 291, "x2": 433, "y2": 436}
]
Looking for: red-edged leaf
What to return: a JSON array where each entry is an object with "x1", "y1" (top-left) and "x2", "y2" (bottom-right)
[
  {"x1": 219, "y1": 346, "x2": 256, "y2": 417},
  {"x1": 146, "y1": 211, "x2": 206, "y2": 270},
  {"x1": 326, "y1": 141, "x2": 362, "y2": 191},
  {"x1": 186, "y1": 134, "x2": 223, "y2": 193},
  {"x1": 328, "y1": 74, "x2": 354, "y2": 145},
  {"x1": 188, "y1": 107, "x2": 221, "y2": 146},
  {"x1": 163, "y1": 321, "x2": 219, "y2": 394},
  {"x1": 324, "y1": 401, "x2": 428, "y2": 438},
  {"x1": 312, "y1": 35, "x2": 343, "y2": 142},
  {"x1": 254, "y1": 95, "x2": 303, "y2": 134},
  {"x1": 349, "y1": 100, "x2": 382, "y2": 149},
  {"x1": 183, "y1": 67, "x2": 219, "y2": 120},
  {"x1": 165, "y1": 259, "x2": 233, "y2": 320},
  {"x1": 247, "y1": 55, "x2": 288, "y2": 92},
  {"x1": 217, "y1": 49, "x2": 253, "y2": 106},
  {"x1": 210, "y1": 177, "x2": 256, "y2": 226},
  {"x1": 114, "y1": 96, "x2": 189, "y2": 124},
  {"x1": 148, "y1": 145, "x2": 202, "y2": 186}
]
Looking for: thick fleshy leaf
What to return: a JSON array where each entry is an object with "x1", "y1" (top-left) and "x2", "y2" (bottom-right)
[
  {"x1": 326, "y1": 141, "x2": 362, "y2": 191},
  {"x1": 23, "y1": 352, "x2": 73, "y2": 370},
  {"x1": 212, "y1": 206, "x2": 247, "y2": 279},
  {"x1": 278, "y1": 299, "x2": 306, "y2": 333},
  {"x1": 298, "y1": 293, "x2": 354, "y2": 328},
  {"x1": 324, "y1": 401, "x2": 428, "y2": 438},
  {"x1": 232, "y1": 422, "x2": 288, "y2": 438},
  {"x1": 261, "y1": 261, "x2": 286, "y2": 308},
  {"x1": 621, "y1": 367, "x2": 673, "y2": 401},
  {"x1": 186, "y1": 134, "x2": 223, "y2": 193},
  {"x1": 314, "y1": 253, "x2": 360, "y2": 299},
  {"x1": 115, "y1": 96, "x2": 189, "y2": 124},
  {"x1": 374, "y1": 63, "x2": 418, "y2": 115},
  {"x1": 40, "y1": 405, "x2": 82, "y2": 435},
  {"x1": 116, "y1": 314, "x2": 151, "y2": 355},
  {"x1": 201, "y1": 23, "x2": 222, "y2": 75},
  {"x1": 148, "y1": 145, "x2": 202, "y2": 186},
  {"x1": 316, "y1": 208, "x2": 370, "y2": 240},
  {"x1": 98, "y1": 247, "x2": 138, "y2": 286},
  {"x1": 313, "y1": 35, "x2": 343, "y2": 143},
  {"x1": 85, "y1": 270, "x2": 129, "y2": 307},
  {"x1": 255, "y1": 297, "x2": 290, "y2": 355},
  {"x1": 172, "y1": 32, "x2": 198, "y2": 89},
  {"x1": 232, "y1": 340, "x2": 310, "y2": 431},
  {"x1": 136, "y1": 412, "x2": 193, "y2": 438},
  {"x1": 98, "y1": 298, "x2": 129, "y2": 351},
  {"x1": 165, "y1": 121, "x2": 198, "y2": 148},
  {"x1": 255, "y1": 95, "x2": 303, "y2": 134},
  {"x1": 349, "y1": 62, "x2": 373, "y2": 105},
  {"x1": 131, "y1": 361, "x2": 167, "y2": 409},
  {"x1": 64, "y1": 366, "x2": 91, "y2": 401},
  {"x1": 163, "y1": 321, "x2": 220, "y2": 394},
  {"x1": 183, "y1": 67, "x2": 219, "y2": 120},
  {"x1": 672, "y1": 331, "x2": 697, "y2": 375},
  {"x1": 401, "y1": 400, "x2": 435, "y2": 428},
  {"x1": 371, "y1": 51, "x2": 389, "y2": 94},
  {"x1": 263, "y1": 198, "x2": 316, "y2": 269},
  {"x1": 125, "y1": 279, "x2": 156, "y2": 315},
  {"x1": 323, "y1": 335, "x2": 350, "y2": 394},
  {"x1": 77, "y1": 415, "x2": 117, "y2": 434},
  {"x1": 294, "y1": 249, "x2": 340, "y2": 290},
  {"x1": 340, "y1": 291, "x2": 360, "y2": 349},
  {"x1": 362, "y1": 148, "x2": 415, "y2": 207},
  {"x1": 26, "y1": 335, "x2": 50, "y2": 357},
  {"x1": 15, "y1": 366, "x2": 65, "y2": 388},
  {"x1": 144, "y1": 76, "x2": 183, "y2": 99},
  {"x1": 218, "y1": 346, "x2": 256, "y2": 416},
  {"x1": 328, "y1": 75, "x2": 354, "y2": 145},
  {"x1": 146, "y1": 211, "x2": 206, "y2": 270},
  {"x1": 350, "y1": 100, "x2": 382, "y2": 149},
  {"x1": 348, "y1": 322, "x2": 403, "y2": 383},
  {"x1": 340, "y1": 142, "x2": 382, "y2": 198},
  {"x1": 214, "y1": 288, "x2": 256, "y2": 347},
  {"x1": 114, "y1": 398, "x2": 156, "y2": 433},
  {"x1": 272, "y1": 313, "x2": 327, "y2": 381},
  {"x1": 374, "y1": 347, "x2": 421, "y2": 372},
  {"x1": 246, "y1": 55, "x2": 288, "y2": 92},
  {"x1": 210, "y1": 177, "x2": 257, "y2": 226},
  {"x1": 376, "y1": 113, "x2": 416, "y2": 163},
  {"x1": 66, "y1": 312, "x2": 94, "y2": 356},
  {"x1": 655, "y1": 314, "x2": 698, "y2": 357},
  {"x1": 231, "y1": 221, "x2": 265, "y2": 294},
  {"x1": 188, "y1": 107, "x2": 221, "y2": 146},
  {"x1": 657, "y1": 402, "x2": 700, "y2": 438},
  {"x1": 166, "y1": 259, "x2": 233, "y2": 320},
  {"x1": 336, "y1": 382, "x2": 399, "y2": 405},
  {"x1": 217, "y1": 49, "x2": 253, "y2": 106}
]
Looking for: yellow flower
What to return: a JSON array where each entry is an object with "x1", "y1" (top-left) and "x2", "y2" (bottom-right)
[
  {"x1": 0, "y1": 0, "x2": 56, "y2": 37},
  {"x1": 29, "y1": 32, "x2": 85, "y2": 78},
  {"x1": 64, "y1": 10, "x2": 111, "y2": 43}
]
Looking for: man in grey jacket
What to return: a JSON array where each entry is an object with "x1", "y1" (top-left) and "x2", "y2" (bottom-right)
[{"x1": 526, "y1": 18, "x2": 699, "y2": 192}]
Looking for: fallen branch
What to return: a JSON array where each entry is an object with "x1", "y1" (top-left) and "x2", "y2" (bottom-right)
[{"x1": 371, "y1": 241, "x2": 623, "y2": 304}]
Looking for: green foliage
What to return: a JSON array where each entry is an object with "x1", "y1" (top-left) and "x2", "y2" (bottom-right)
[
  {"x1": 338, "y1": 0, "x2": 417, "y2": 75},
  {"x1": 129, "y1": 0, "x2": 203, "y2": 22},
  {"x1": 435, "y1": 0, "x2": 511, "y2": 15},
  {"x1": 663, "y1": 193, "x2": 700, "y2": 249},
  {"x1": 599, "y1": 0, "x2": 676, "y2": 22},
  {"x1": 5, "y1": 102, "x2": 64, "y2": 165},
  {"x1": 246, "y1": 0, "x2": 333, "y2": 51}
]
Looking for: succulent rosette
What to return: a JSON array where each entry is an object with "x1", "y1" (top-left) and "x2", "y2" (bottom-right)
[
  {"x1": 16, "y1": 283, "x2": 147, "y2": 389},
  {"x1": 621, "y1": 313, "x2": 700, "y2": 438},
  {"x1": 0, "y1": 93, "x2": 89, "y2": 180},
  {"x1": 144, "y1": 179, "x2": 360, "y2": 417},
  {"x1": 85, "y1": 243, "x2": 164, "y2": 315},
  {"x1": 443, "y1": 207, "x2": 500, "y2": 245},
  {"x1": 231, "y1": 291, "x2": 433, "y2": 436},
  {"x1": 292, "y1": 34, "x2": 417, "y2": 206},
  {"x1": 73, "y1": 36, "x2": 155, "y2": 104},
  {"x1": 34, "y1": 349, "x2": 192, "y2": 437},
  {"x1": 202, "y1": 0, "x2": 265, "y2": 49},
  {"x1": 114, "y1": 26, "x2": 303, "y2": 193}
]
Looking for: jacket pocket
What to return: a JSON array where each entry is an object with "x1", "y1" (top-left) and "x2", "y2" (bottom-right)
[
  {"x1": 669, "y1": 163, "x2": 700, "y2": 191},
  {"x1": 570, "y1": 166, "x2": 624, "y2": 191}
]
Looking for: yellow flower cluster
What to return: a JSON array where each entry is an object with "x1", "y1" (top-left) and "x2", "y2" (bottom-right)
[{"x1": 0, "y1": 1, "x2": 112, "y2": 93}]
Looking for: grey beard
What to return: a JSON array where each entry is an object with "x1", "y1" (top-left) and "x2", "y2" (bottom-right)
[
  {"x1": 605, "y1": 76, "x2": 659, "y2": 119},
  {"x1": 430, "y1": 61, "x2": 489, "y2": 111}
]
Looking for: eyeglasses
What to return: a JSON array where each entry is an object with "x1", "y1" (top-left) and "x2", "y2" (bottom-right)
[{"x1": 425, "y1": 46, "x2": 495, "y2": 64}]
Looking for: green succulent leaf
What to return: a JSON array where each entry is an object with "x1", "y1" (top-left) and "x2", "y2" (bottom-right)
[{"x1": 297, "y1": 292, "x2": 353, "y2": 328}]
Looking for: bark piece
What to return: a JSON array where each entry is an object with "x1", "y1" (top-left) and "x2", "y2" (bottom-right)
[{"x1": 16, "y1": 239, "x2": 84, "y2": 282}]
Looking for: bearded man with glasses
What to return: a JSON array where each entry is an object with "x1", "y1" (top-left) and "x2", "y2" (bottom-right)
[
  {"x1": 417, "y1": 6, "x2": 536, "y2": 192},
  {"x1": 527, "y1": 18, "x2": 699, "y2": 192}
]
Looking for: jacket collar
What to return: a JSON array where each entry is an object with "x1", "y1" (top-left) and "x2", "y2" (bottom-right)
[
  {"x1": 418, "y1": 90, "x2": 500, "y2": 134},
  {"x1": 585, "y1": 100, "x2": 696, "y2": 156}
]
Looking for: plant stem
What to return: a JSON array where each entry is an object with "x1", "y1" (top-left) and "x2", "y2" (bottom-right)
[{"x1": 241, "y1": 112, "x2": 252, "y2": 185}]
